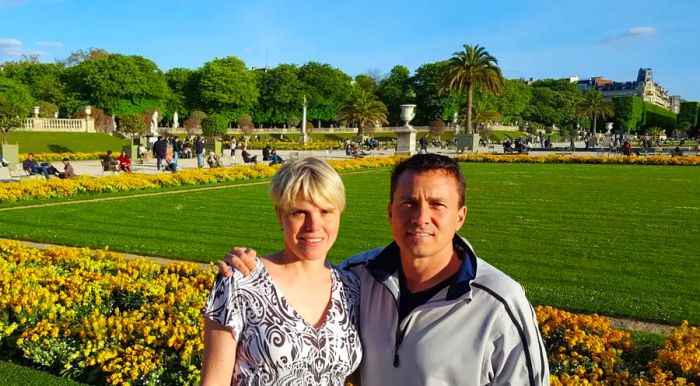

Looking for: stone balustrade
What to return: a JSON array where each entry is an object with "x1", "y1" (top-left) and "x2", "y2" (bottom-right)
[{"x1": 21, "y1": 118, "x2": 96, "y2": 133}]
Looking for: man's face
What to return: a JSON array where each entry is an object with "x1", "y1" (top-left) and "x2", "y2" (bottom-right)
[{"x1": 388, "y1": 169, "x2": 467, "y2": 262}]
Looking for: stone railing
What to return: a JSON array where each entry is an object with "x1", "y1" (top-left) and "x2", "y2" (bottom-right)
[
  {"x1": 21, "y1": 118, "x2": 96, "y2": 133},
  {"x1": 158, "y1": 126, "x2": 431, "y2": 136}
]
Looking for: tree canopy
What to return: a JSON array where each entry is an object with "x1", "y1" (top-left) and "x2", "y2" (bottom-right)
[
  {"x1": 0, "y1": 77, "x2": 34, "y2": 144},
  {"x1": 197, "y1": 56, "x2": 259, "y2": 119}
]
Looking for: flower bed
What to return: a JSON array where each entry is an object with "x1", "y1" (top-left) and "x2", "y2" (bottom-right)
[
  {"x1": 1, "y1": 240, "x2": 698, "y2": 385},
  {"x1": 0, "y1": 157, "x2": 402, "y2": 204},
  {"x1": 19, "y1": 152, "x2": 107, "y2": 162}
]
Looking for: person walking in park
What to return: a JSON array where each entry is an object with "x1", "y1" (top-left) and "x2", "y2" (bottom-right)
[
  {"x1": 201, "y1": 157, "x2": 362, "y2": 385},
  {"x1": 195, "y1": 136, "x2": 205, "y2": 168},
  {"x1": 419, "y1": 134, "x2": 429, "y2": 154},
  {"x1": 171, "y1": 137, "x2": 181, "y2": 171},
  {"x1": 152, "y1": 136, "x2": 167, "y2": 171},
  {"x1": 219, "y1": 153, "x2": 549, "y2": 385}
]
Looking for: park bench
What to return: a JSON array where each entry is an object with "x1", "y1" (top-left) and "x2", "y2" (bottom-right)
[
  {"x1": 7, "y1": 163, "x2": 40, "y2": 180},
  {"x1": 101, "y1": 159, "x2": 119, "y2": 175}
]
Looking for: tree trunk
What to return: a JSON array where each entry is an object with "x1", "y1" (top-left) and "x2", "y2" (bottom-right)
[
  {"x1": 466, "y1": 84, "x2": 474, "y2": 134},
  {"x1": 593, "y1": 112, "x2": 598, "y2": 134}
]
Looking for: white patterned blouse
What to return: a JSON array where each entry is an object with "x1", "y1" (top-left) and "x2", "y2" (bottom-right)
[{"x1": 203, "y1": 259, "x2": 362, "y2": 386}]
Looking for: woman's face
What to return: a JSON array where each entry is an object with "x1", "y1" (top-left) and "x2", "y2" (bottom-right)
[{"x1": 278, "y1": 199, "x2": 340, "y2": 262}]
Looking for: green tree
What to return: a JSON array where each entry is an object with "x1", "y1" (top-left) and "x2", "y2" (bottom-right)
[
  {"x1": 36, "y1": 101, "x2": 59, "y2": 118},
  {"x1": 576, "y1": 90, "x2": 614, "y2": 134},
  {"x1": 524, "y1": 80, "x2": 580, "y2": 128},
  {"x1": 255, "y1": 64, "x2": 304, "y2": 126},
  {"x1": 118, "y1": 113, "x2": 147, "y2": 139},
  {"x1": 483, "y1": 78, "x2": 531, "y2": 124},
  {"x1": 197, "y1": 56, "x2": 259, "y2": 118},
  {"x1": 378, "y1": 65, "x2": 414, "y2": 126},
  {"x1": 354, "y1": 74, "x2": 378, "y2": 94},
  {"x1": 165, "y1": 67, "x2": 198, "y2": 118},
  {"x1": 201, "y1": 113, "x2": 229, "y2": 138},
  {"x1": 439, "y1": 44, "x2": 504, "y2": 133},
  {"x1": 412, "y1": 61, "x2": 464, "y2": 125},
  {"x1": 612, "y1": 96, "x2": 644, "y2": 132},
  {"x1": 298, "y1": 62, "x2": 352, "y2": 126},
  {"x1": 0, "y1": 77, "x2": 33, "y2": 144},
  {"x1": 63, "y1": 53, "x2": 169, "y2": 116},
  {"x1": 336, "y1": 90, "x2": 388, "y2": 136},
  {"x1": 470, "y1": 101, "x2": 501, "y2": 129},
  {"x1": 1, "y1": 60, "x2": 67, "y2": 110}
]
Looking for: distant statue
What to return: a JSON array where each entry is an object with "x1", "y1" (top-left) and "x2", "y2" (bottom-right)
[
  {"x1": 150, "y1": 111, "x2": 158, "y2": 135},
  {"x1": 173, "y1": 111, "x2": 179, "y2": 129},
  {"x1": 112, "y1": 115, "x2": 118, "y2": 131}
]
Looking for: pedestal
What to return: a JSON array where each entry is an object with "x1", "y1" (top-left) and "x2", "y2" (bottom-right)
[
  {"x1": 454, "y1": 133, "x2": 480, "y2": 152},
  {"x1": 395, "y1": 127, "x2": 417, "y2": 155}
]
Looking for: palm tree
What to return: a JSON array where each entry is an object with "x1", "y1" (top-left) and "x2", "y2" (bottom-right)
[
  {"x1": 470, "y1": 101, "x2": 501, "y2": 129},
  {"x1": 576, "y1": 90, "x2": 614, "y2": 134},
  {"x1": 336, "y1": 90, "x2": 388, "y2": 136},
  {"x1": 439, "y1": 44, "x2": 504, "y2": 134}
]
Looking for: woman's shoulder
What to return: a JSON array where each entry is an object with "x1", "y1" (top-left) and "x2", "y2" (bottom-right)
[{"x1": 330, "y1": 263, "x2": 360, "y2": 290}]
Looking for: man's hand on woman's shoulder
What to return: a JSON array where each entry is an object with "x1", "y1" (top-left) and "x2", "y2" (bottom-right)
[{"x1": 217, "y1": 247, "x2": 258, "y2": 277}]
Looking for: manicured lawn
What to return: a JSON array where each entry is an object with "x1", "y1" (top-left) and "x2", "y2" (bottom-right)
[
  {"x1": 0, "y1": 360, "x2": 87, "y2": 386},
  {"x1": 0, "y1": 163, "x2": 698, "y2": 324},
  {"x1": 6, "y1": 132, "x2": 129, "y2": 154}
]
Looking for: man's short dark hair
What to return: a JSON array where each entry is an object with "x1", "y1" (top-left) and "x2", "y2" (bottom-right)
[
  {"x1": 107, "y1": 150, "x2": 113, "y2": 155},
  {"x1": 62, "y1": 158, "x2": 69, "y2": 162},
  {"x1": 390, "y1": 154, "x2": 466, "y2": 207}
]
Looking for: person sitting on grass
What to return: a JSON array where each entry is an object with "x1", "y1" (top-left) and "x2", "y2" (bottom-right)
[
  {"x1": 117, "y1": 150, "x2": 132, "y2": 173},
  {"x1": 22, "y1": 153, "x2": 50, "y2": 179},
  {"x1": 206, "y1": 152, "x2": 224, "y2": 168},
  {"x1": 241, "y1": 147, "x2": 257, "y2": 163},
  {"x1": 268, "y1": 149, "x2": 284, "y2": 165},
  {"x1": 101, "y1": 150, "x2": 119, "y2": 172},
  {"x1": 57, "y1": 158, "x2": 77, "y2": 179}
]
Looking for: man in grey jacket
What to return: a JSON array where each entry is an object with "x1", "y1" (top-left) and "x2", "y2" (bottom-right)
[{"x1": 220, "y1": 154, "x2": 549, "y2": 385}]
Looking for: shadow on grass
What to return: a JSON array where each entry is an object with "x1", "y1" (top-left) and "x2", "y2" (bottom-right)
[{"x1": 48, "y1": 144, "x2": 72, "y2": 153}]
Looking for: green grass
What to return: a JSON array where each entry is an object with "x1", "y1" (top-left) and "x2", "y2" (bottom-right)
[
  {"x1": 6, "y1": 132, "x2": 129, "y2": 154},
  {"x1": 0, "y1": 360, "x2": 87, "y2": 386},
  {"x1": 0, "y1": 163, "x2": 698, "y2": 324}
]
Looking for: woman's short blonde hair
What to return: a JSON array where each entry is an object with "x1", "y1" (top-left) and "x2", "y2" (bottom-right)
[{"x1": 269, "y1": 157, "x2": 345, "y2": 213}]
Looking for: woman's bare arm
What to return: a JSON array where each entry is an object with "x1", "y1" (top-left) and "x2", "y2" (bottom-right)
[{"x1": 200, "y1": 318, "x2": 237, "y2": 386}]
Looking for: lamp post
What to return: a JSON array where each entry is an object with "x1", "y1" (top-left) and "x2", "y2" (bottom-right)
[{"x1": 301, "y1": 95, "x2": 308, "y2": 144}]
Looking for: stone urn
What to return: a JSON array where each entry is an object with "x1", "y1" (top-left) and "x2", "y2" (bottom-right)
[{"x1": 396, "y1": 104, "x2": 418, "y2": 155}]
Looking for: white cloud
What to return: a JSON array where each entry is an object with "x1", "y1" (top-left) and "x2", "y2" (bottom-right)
[
  {"x1": 0, "y1": 38, "x2": 46, "y2": 59},
  {"x1": 598, "y1": 26, "x2": 657, "y2": 44},
  {"x1": 627, "y1": 27, "x2": 656, "y2": 37},
  {"x1": 36, "y1": 41, "x2": 63, "y2": 48},
  {"x1": 0, "y1": 38, "x2": 23, "y2": 56}
]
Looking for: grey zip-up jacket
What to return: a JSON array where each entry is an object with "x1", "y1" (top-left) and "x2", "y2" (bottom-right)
[{"x1": 341, "y1": 235, "x2": 549, "y2": 386}]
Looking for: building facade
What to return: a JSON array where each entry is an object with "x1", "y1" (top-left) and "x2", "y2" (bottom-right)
[{"x1": 575, "y1": 68, "x2": 681, "y2": 113}]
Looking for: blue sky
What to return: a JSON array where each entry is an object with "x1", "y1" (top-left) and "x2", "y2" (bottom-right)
[{"x1": 2, "y1": 0, "x2": 699, "y2": 100}]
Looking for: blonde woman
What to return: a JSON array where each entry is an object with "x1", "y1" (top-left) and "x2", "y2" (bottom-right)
[{"x1": 201, "y1": 157, "x2": 362, "y2": 385}]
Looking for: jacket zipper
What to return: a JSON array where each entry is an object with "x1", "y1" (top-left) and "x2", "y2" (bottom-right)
[{"x1": 393, "y1": 315, "x2": 412, "y2": 367}]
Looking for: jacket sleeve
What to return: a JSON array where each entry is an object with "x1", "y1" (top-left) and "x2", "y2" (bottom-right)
[{"x1": 487, "y1": 302, "x2": 549, "y2": 386}]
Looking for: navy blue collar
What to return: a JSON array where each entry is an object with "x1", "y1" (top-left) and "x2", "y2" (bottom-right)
[{"x1": 366, "y1": 235, "x2": 477, "y2": 300}]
